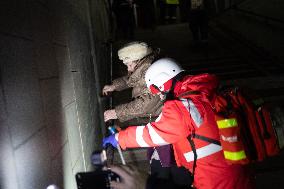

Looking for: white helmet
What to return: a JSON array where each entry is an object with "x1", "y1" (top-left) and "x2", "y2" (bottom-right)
[
  {"x1": 145, "y1": 58, "x2": 184, "y2": 94},
  {"x1": 118, "y1": 41, "x2": 152, "y2": 64}
]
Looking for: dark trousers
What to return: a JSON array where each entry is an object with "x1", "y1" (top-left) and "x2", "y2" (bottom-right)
[
  {"x1": 179, "y1": 0, "x2": 190, "y2": 22},
  {"x1": 157, "y1": 0, "x2": 166, "y2": 24},
  {"x1": 149, "y1": 159, "x2": 193, "y2": 189},
  {"x1": 188, "y1": 10, "x2": 209, "y2": 43},
  {"x1": 115, "y1": 9, "x2": 135, "y2": 39},
  {"x1": 138, "y1": 0, "x2": 156, "y2": 29},
  {"x1": 165, "y1": 4, "x2": 178, "y2": 18}
]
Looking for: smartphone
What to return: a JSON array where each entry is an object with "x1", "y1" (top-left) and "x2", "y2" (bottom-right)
[{"x1": 76, "y1": 169, "x2": 120, "y2": 189}]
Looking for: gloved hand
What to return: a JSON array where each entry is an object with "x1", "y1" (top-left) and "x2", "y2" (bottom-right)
[{"x1": 103, "y1": 134, "x2": 118, "y2": 148}]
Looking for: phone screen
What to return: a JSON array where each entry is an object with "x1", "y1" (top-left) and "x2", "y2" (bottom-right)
[{"x1": 76, "y1": 170, "x2": 120, "y2": 189}]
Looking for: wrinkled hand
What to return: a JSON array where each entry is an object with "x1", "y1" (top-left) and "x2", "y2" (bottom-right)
[
  {"x1": 109, "y1": 165, "x2": 148, "y2": 189},
  {"x1": 104, "y1": 109, "x2": 117, "y2": 122},
  {"x1": 102, "y1": 85, "x2": 115, "y2": 96},
  {"x1": 103, "y1": 134, "x2": 118, "y2": 148}
]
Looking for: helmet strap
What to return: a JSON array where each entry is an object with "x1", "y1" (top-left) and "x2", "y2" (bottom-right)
[{"x1": 164, "y1": 71, "x2": 186, "y2": 101}]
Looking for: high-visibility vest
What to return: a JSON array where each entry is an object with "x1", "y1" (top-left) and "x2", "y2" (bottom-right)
[{"x1": 166, "y1": 0, "x2": 179, "y2": 5}]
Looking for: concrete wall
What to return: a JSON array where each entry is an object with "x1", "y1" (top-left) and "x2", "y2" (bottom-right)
[{"x1": 0, "y1": 0, "x2": 111, "y2": 188}]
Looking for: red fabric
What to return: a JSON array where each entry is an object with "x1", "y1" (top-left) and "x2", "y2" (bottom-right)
[
  {"x1": 118, "y1": 74, "x2": 255, "y2": 189},
  {"x1": 233, "y1": 91, "x2": 267, "y2": 161},
  {"x1": 149, "y1": 78, "x2": 173, "y2": 94},
  {"x1": 214, "y1": 94, "x2": 250, "y2": 165},
  {"x1": 149, "y1": 84, "x2": 160, "y2": 94},
  {"x1": 231, "y1": 89, "x2": 279, "y2": 161},
  {"x1": 256, "y1": 108, "x2": 279, "y2": 156}
]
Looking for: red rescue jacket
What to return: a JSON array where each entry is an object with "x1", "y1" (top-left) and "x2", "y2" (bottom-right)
[{"x1": 118, "y1": 73, "x2": 255, "y2": 189}]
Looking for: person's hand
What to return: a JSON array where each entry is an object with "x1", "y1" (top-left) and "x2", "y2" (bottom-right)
[
  {"x1": 104, "y1": 109, "x2": 118, "y2": 122},
  {"x1": 102, "y1": 85, "x2": 115, "y2": 96},
  {"x1": 103, "y1": 134, "x2": 118, "y2": 148},
  {"x1": 109, "y1": 165, "x2": 148, "y2": 189}
]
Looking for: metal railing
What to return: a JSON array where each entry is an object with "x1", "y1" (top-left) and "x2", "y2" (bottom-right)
[{"x1": 233, "y1": 6, "x2": 284, "y2": 25}]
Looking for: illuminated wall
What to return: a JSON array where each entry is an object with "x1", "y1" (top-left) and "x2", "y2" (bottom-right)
[{"x1": 0, "y1": 0, "x2": 111, "y2": 188}]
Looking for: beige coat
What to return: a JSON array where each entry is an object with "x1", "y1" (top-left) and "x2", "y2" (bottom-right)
[{"x1": 112, "y1": 53, "x2": 163, "y2": 123}]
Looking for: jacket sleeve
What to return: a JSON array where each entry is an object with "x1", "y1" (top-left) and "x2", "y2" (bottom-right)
[
  {"x1": 115, "y1": 92, "x2": 162, "y2": 122},
  {"x1": 112, "y1": 76, "x2": 129, "y2": 91},
  {"x1": 118, "y1": 101, "x2": 191, "y2": 149}
]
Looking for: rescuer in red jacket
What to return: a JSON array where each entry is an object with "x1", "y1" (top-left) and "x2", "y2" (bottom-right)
[{"x1": 103, "y1": 58, "x2": 256, "y2": 189}]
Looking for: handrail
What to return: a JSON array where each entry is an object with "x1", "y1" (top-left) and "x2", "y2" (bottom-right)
[{"x1": 233, "y1": 6, "x2": 284, "y2": 25}]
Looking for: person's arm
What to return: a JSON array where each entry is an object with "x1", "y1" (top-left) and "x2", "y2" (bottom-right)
[
  {"x1": 117, "y1": 101, "x2": 190, "y2": 149},
  {"x1": 115, "y1": 92, "x2": 162, "y2": 122},
  {"x1": 102, "y1": 75, "x2": 129, "y2": 96},
  {"x1": 112, "y1": 75, "x2": 130, "y2": 91}
]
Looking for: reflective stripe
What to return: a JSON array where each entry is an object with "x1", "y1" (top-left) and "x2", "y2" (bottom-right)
[
  {"x1": 180, "y1": 98, "x2": 203, "y2": 127},
  {"x1": 217, "y1": 118, "x2": 238, "y2": 129},
  {"x1": 136, "y1": 126, "x2": 149, "y2": 147},
  {"x1": 183, "y1": 144, "x2": 222, "y2": 162},
  {"x1": 147, "y1": 123, "x2": 169, "y2": 145},
  {"x1": 155, "y1": 113, "x2": 162, "y2": 122},
  {"x1": 223, "y1": 150, "x2": 246, "y2": 161}
]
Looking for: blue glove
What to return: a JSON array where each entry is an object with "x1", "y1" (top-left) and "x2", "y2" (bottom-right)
[{"x1": 103, "y1": 134, "x2": 118, "y2": 148}]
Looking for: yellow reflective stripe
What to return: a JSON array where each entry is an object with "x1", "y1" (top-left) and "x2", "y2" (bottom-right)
[
  {"x1": 217, "y1": 118, "x2": 238, "y2": 129},
  {"x1": 224, "y1": 150, "x2": 246, "y2": 161}
]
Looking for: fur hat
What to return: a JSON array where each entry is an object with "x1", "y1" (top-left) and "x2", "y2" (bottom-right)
[{"x1": 118, "y1": 41, "x2": 152, "y2": 64}]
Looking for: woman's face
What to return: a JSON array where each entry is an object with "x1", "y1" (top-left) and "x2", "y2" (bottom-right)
[{"x1": 126, "y1": 61, "x2": 137, "y2": 72}]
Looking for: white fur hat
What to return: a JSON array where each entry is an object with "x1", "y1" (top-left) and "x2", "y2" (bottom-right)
[{"x1": 118, "y1": 41, "x2": 152, "y2": 64}]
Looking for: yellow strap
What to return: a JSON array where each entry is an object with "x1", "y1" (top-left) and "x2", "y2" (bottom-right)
[
  {"x1": 217, "y1": 118, "x2": 238, "y2": 129},
  {"x1": 224, "y1": 150, "x2": 246, "y2": 161}
]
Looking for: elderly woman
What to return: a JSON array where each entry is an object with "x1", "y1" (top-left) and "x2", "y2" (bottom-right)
[
  {"x1": 102, "y1": 41, "x2": 192, "y2": 188},
  {"x1": 103, "y1": 41, "x2": 162, "y2": 124}
]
